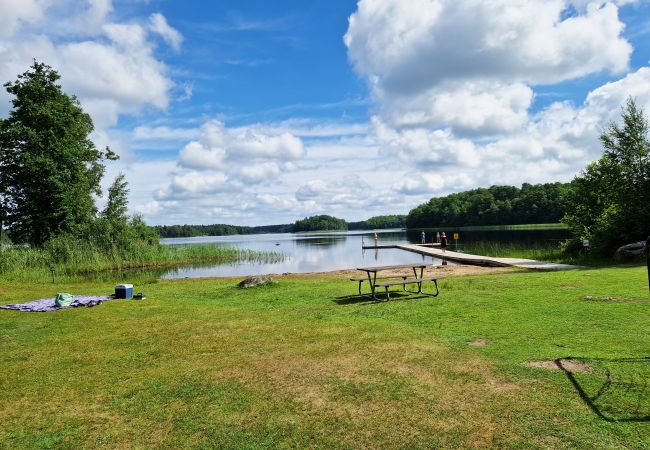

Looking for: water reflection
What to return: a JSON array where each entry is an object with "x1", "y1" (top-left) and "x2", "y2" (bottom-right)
[
  {"x1": 294, "y1": 236, "x2": 346, "y2": 248},
  {"x1": 158, "y1": 229, "x2": 447, "y2": 278},
  {"x1": 154, "y1": 227, "x2": 569, "y2": 279}
]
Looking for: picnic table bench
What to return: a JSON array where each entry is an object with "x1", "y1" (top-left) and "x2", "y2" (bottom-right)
[{"x1": 352, "y1": 263, "x2": 442, "y2": 301}]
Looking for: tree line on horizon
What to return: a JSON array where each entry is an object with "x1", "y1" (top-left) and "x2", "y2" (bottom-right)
[
  {"x1": 406, "y1": 182, "x2": 571, "y2": 229},
  {"x1": 154, "y1": 214, "x2": 408, "y2": 237}
]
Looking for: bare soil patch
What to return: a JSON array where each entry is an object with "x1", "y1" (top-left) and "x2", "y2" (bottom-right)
[
  {"x1": 469, "y1": 338, "x2": 488, "y2": 347},
  {"x1": 527, "y1": 359, "x2": 591, "y2": 373},
  {"x1": 283, "y1": 264, "x2": 520, "y2": 280}
]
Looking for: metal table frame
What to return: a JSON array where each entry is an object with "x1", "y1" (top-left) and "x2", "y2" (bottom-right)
[{"x1": 356, "y1": 263, "x2": 432, "y2": 301}]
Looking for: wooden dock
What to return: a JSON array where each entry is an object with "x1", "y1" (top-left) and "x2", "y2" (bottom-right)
[
  {"x1": 362, "y1": 243, "x2": 440, "y2": 250},
  {"x1": 365, "y1": 243, "x2": 583, "y2": 271}
]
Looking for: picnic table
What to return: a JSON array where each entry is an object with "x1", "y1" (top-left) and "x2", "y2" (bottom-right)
[{"x1": 351, "y1": 263, "x2": 441, "y2": 301}]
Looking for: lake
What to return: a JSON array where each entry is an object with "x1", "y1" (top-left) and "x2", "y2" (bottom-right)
[{"x1": 159, "y1": 227, "x2": 570, "y2": 279}]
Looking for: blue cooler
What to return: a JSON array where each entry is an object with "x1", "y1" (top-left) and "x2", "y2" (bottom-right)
[{"x1": 115, "y1": 284, "x2": 134, "y2": 299}]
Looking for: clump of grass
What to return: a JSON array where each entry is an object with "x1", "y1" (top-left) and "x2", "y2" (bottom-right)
[{"x1": 0, "y1": 242, "x2": 284, "y2": 282}]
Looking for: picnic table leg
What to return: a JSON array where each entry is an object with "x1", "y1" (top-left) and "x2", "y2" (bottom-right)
[
  {"x1": 366, "y1": 271, "x2": 378, "y2": 300},
  {"x1": 432, "y1": 279, "x2": 440, "y2": 297},
  {"x1": 416, "y1": 266, "x2": 424, "y2": 293}
]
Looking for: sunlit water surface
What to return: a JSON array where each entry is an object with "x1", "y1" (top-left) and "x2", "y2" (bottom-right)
[
  {"x1": 160, "y1": 230, "x2": 440, "y2": 278},
  {"x1": 158, "y1": 227, "x2": 569, "y2": 279}
]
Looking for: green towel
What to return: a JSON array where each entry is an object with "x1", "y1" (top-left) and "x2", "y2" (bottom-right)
[{"x1": 55, "y1": 293, "x2": 75, "y2": 307}]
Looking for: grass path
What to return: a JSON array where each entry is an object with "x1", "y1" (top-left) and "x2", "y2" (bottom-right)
[{"x1": 1, "y1": 265, "x2": 649, "y2": 448}]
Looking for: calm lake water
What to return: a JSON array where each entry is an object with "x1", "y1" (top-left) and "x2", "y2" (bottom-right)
[{"x1": 159, "y1": 227, "x2": 569, "y2": 279}]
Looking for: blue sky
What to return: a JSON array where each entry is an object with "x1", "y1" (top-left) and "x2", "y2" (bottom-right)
[{"x1": 1, "y1": 0, "x2": 650, "y2": 225}]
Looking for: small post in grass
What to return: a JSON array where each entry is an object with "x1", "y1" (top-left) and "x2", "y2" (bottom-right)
[
  {"x1": 646, "y1": 236, "x2": 650, "y2": 294},
  {"x1": 49, "y1": 263, "x2": 56, "y2": 284}
]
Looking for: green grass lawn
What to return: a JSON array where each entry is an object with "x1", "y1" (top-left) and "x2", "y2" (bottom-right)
[{"x1": 1, "y1": 265, "x2": 649, "y2": 448}]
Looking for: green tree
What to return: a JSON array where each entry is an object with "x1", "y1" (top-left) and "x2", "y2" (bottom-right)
[
  {"x1": 293, "y1": 215, "x2": 348, "y2": 232},
  {"x1": 0, "y1": 61, "x2": 117, "y2": 246},
  {"x1": 103, "y1": 173, "x2": 129, "y2": 223},
  {"x1": 563, "y1": 98, "x2": 650, "y2": 253}
]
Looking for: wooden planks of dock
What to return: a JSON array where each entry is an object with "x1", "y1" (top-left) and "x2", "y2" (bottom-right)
[{"x1": 374, "y1": 244, "x2": 584, "y2": 271}]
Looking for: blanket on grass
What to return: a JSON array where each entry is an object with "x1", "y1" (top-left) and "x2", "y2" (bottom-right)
[{"x1": 0, "y1": 295, "x2": 114, "y2": 312}]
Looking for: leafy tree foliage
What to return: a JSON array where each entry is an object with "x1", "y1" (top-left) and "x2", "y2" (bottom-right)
[
  {"x1": 103, "y1": 173, "x2": 129, "y2": 223},
  {"x1": 407, "y1": 183, "x2": 571, "y2": 228},
  {"x1": 85, "y1": 173, "x2": 160, "y2": 252},
  {"x1": 563, "y1": 98, "x2": 650, "y2": 253},
  {"x1": 293, "y1": 215, "x2": 348, "y2": 232},
  {"x1": 0, "y1": 61, "x2": 116, "y2": 246},
  {"x1": 348, "y1": 215, "x2": 407, "y2": 230},
  {"x1": 0, "y1": 61, "x2": 160, "y2": 263}
]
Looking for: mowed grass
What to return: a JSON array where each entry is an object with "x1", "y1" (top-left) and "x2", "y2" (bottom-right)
[{"x1": 1, "y1": 265, "x2": 649, "y2": 448}]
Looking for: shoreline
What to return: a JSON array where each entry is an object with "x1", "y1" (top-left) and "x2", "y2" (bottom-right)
[{"x1": 161, "y1": 263, "x2": 522, "y2": 282}]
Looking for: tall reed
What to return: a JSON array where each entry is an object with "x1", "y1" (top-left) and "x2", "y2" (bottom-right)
[
  {"x1": 457, "y1": 241, "x2": 569, "y2": 262},
  {"x1": 0, "y1": 241, "x2": 284, "y2": 282}
]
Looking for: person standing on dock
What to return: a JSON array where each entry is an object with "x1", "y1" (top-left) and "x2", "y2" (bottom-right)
[
  {"x1": 440, "y1": 232, "x2": 447, "y2": 252},
  {"x1": 436, "y1": 231, "x2": 441, "y2": 244},
  {"x1": 373, "y1": 232, "x2": 378, "y2": 246},
  {"x1": 421, "y1": 231, "x2": 426, "y2": 244}
]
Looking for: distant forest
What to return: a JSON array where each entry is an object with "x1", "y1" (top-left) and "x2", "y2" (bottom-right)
[
  {"x1": 154, "y1": 223, "x2": 293, "y2": 238},
  {"x1": 406, "y1": 182, "x2": 571, "y2": 228},
  {"x1": 348, "y1": 215, "x2": 407, "y2": 230},
  {"x1": 154, "y1": 215, "x2": 407, "y2": 238}
]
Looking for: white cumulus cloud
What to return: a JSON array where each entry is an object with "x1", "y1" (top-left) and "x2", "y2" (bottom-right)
[
  {"x1": 346, "y1": 0, "x2": 631, "y2": 92},
  {"x1": 178, "y1": 120, "x2": 305, "y2": 171},
  {"x1": 0, "y1": 1, "x2": 177, "y2": 133},
  {"x1": 0, "y1": 0, "x2": 50, "y2": 37},
  {"x1": 345, "y1": 0, "x2": 632, "y2": 136},
  {"x1": 149, "y1": 12, "x2": 183, "y2": 51}
]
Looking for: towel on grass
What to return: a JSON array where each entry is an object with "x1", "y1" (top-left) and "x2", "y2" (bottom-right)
[{"x1": 0, "y1": 295, "x2": 114, "y2": 312}]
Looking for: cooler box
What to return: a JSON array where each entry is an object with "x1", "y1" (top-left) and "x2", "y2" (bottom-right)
[{"x1": 115, "y1": 284, "x2": 134, "y2": 299}]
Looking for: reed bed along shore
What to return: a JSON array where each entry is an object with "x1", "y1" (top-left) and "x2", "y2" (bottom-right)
[
  {"x1": 0, "y1": 242, "x2": 284, "y2": 282},
  {"x1": 457, "y1": 241, "x2": 563, "y2": 259},
  {"x1": 456, "y1": 240, "x2": 608, "y2": 266}
]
